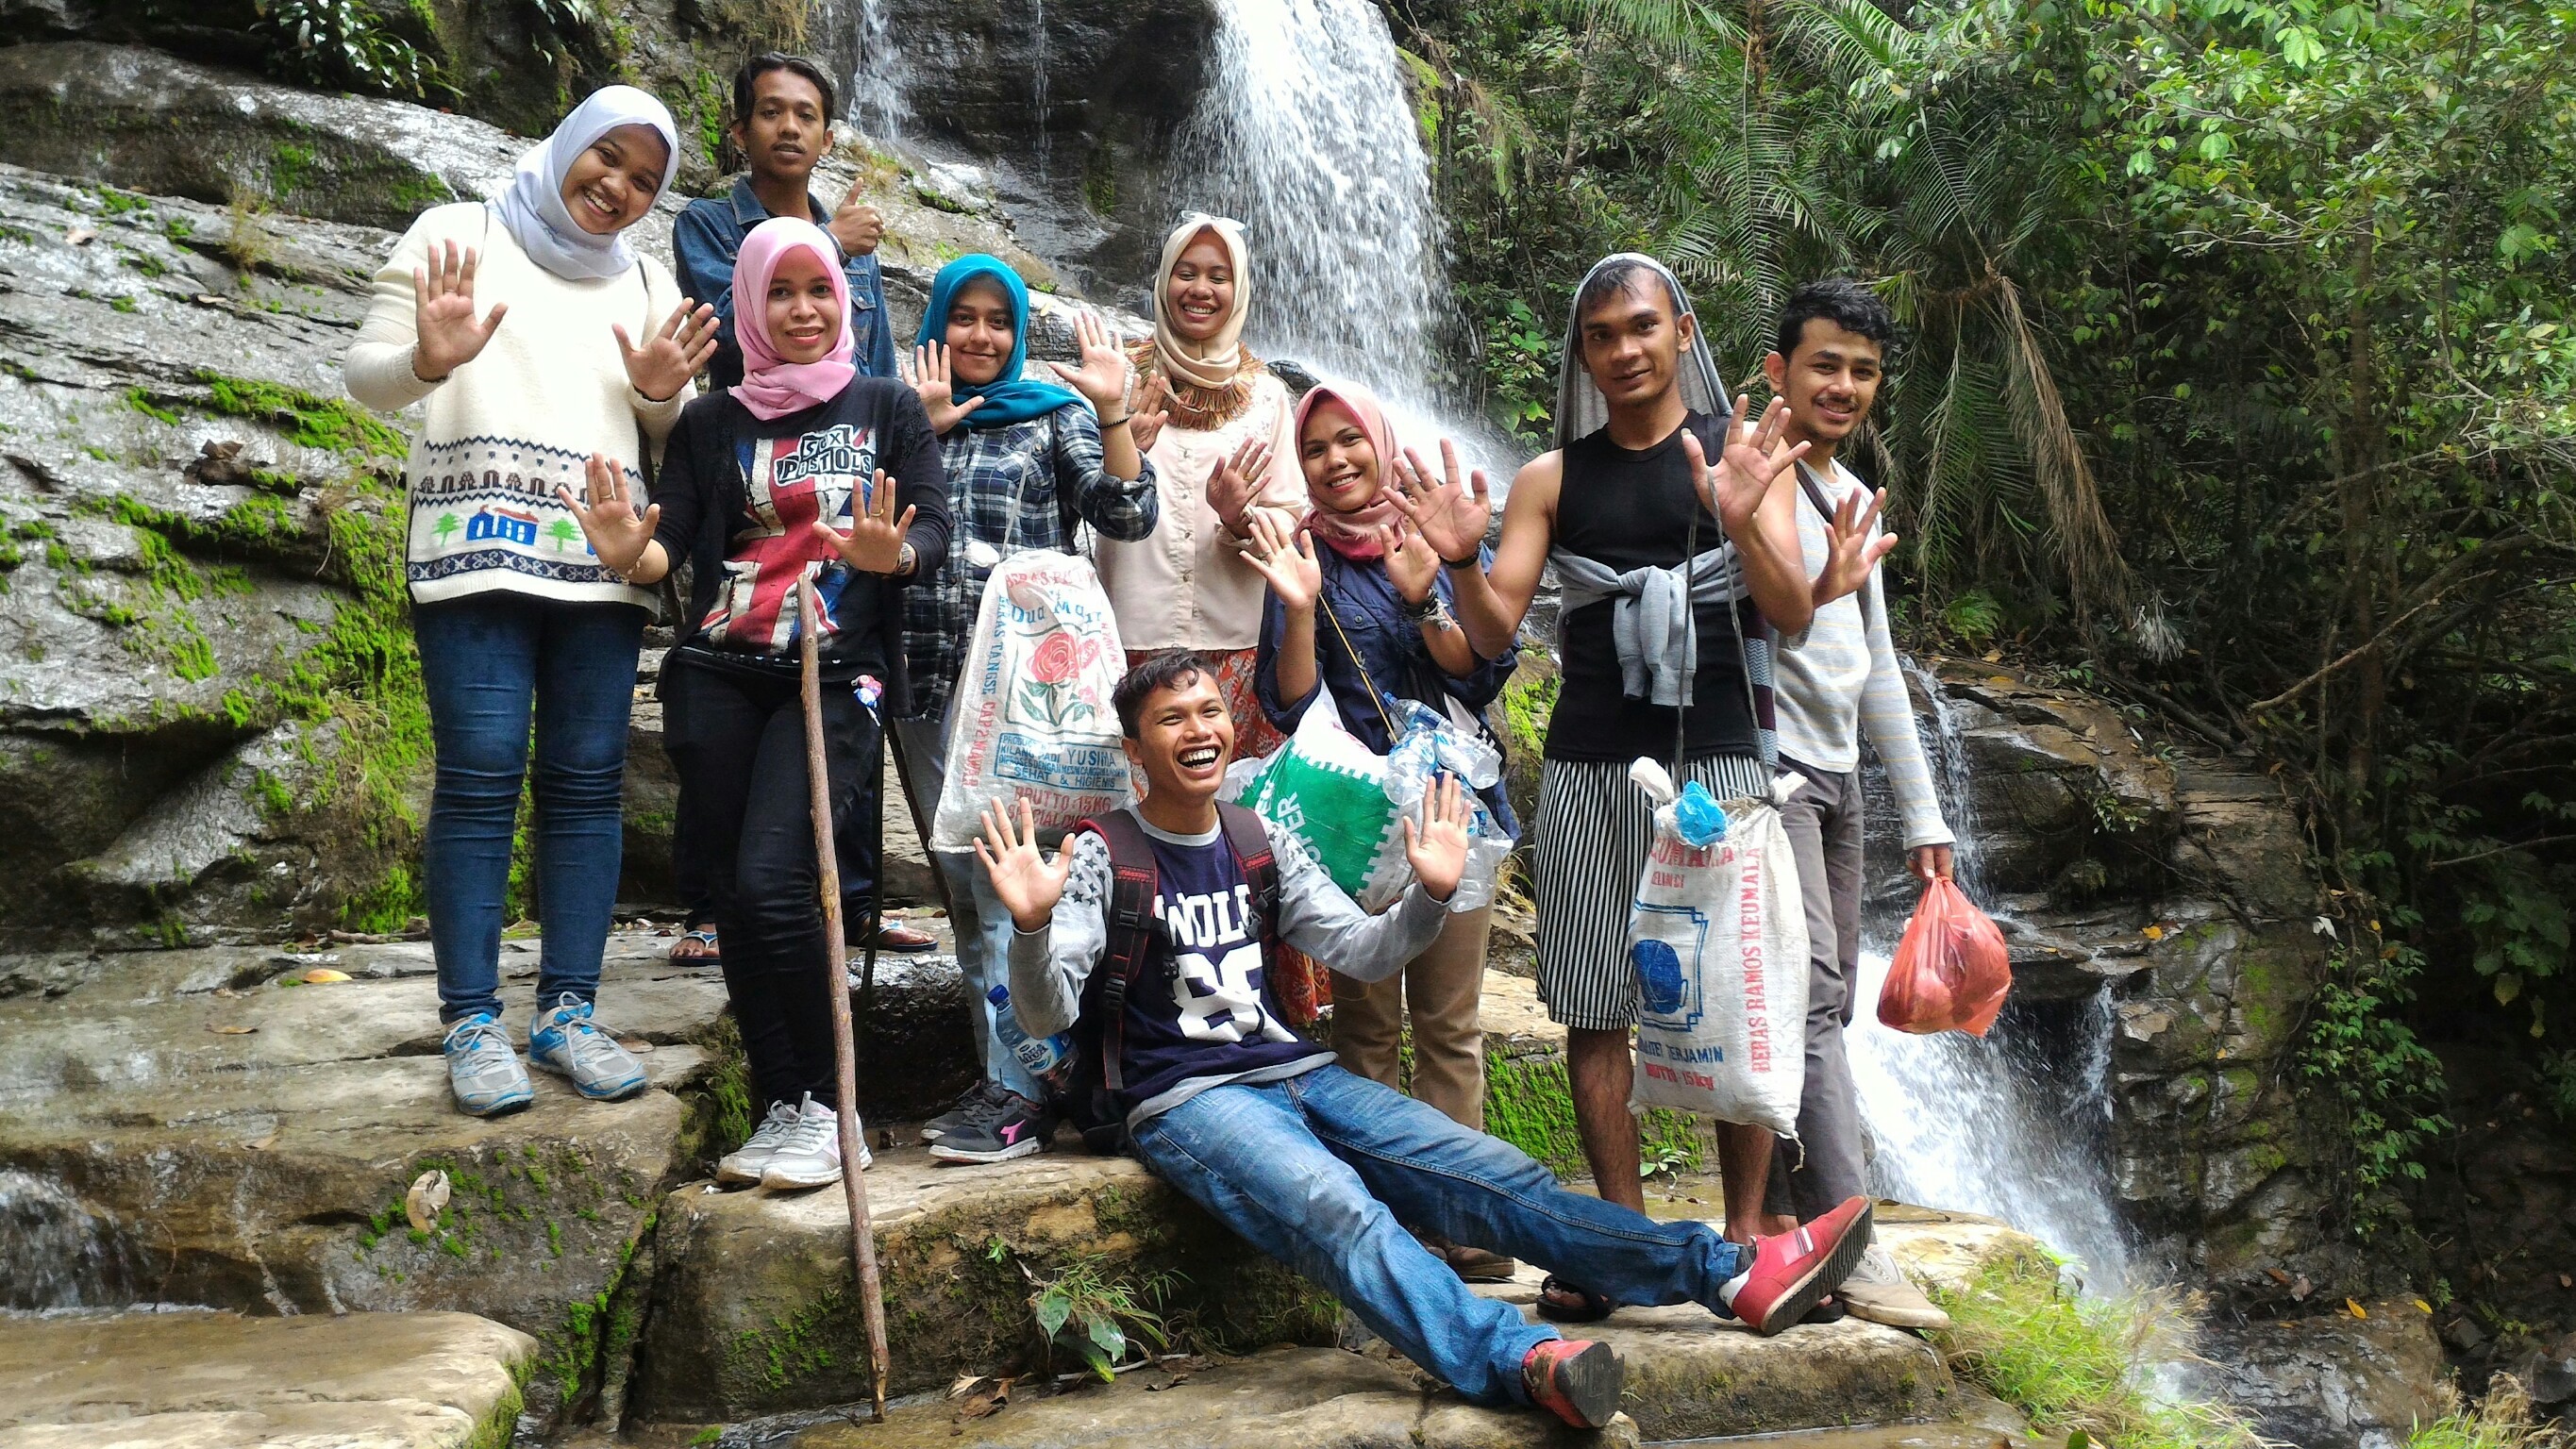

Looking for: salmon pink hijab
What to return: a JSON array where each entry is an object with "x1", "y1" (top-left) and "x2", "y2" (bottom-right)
[
  {"x1": 728, "y1": 217, "x2": 854, "y2": 421},
  {"x1": 1293, "y1": 380, "x2": 1402, "y2": 561}
]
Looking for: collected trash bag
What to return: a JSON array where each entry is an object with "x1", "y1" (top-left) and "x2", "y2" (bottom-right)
[
  {"x1": 1237, "y1": 687, "x2": 1403, "y2": 901},
  {"x1": 1624, "y1": 758, "x2": 1810, "y2": 1138},
  {"x1": 1878, "y1": 876, "x2": 2012, "y2": 1036},
  {"x1": 928, "y1": 552, "x2": 1132, "y2": 851},
  {"x1": 1379, "y1": 699, "x2": 1514, "y2": 914}
]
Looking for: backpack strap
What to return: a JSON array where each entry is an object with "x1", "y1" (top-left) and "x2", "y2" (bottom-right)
[
  {"x1": 1079, "y1": 809, "x2": 1159, "y2": 1095},
  {"x1": 1215, "y1": 802, "x2": 1281, "y2": 980}
]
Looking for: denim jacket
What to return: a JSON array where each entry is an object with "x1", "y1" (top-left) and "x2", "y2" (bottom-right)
[{"x1": 672, "y1": 177, "x2": 899, "y2": 389}]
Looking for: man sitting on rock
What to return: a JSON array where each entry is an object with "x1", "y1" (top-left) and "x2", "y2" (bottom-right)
[{"x1": 971, "y1": 650, "x2": 1875, "y2": 1429}]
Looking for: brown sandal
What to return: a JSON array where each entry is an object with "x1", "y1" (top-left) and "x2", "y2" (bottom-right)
[{"x1": 1536, "y1": 1275, "x2": 1614, "y2": 1323}]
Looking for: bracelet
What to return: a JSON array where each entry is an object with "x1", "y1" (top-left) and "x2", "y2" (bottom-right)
[
  {"x1": 1097, "y1": 413, "x2": 1131, "y2": 428},
  {"x1": 1438, "y1": 548, "x2": 1480, "y2": 570},
  {"x1": 1402, "y1": 593, "x2": 1457, "y2": 631}
]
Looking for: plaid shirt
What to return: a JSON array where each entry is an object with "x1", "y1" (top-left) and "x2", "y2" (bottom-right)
[{"x1": 902, "y1": 405, "x2": 1158, "y2": 720}]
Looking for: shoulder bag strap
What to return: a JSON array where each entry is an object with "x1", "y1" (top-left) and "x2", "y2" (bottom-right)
[{"x1": 1080, "y1": 810, "x2": 1159, "y2": 1094}]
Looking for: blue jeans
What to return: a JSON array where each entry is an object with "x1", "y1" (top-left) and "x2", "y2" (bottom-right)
[
  {"x1": 1130, "y1": 1065, "x2": 1748, "y2": 1406},
  {"x1": 416, "y1": 594, "x2": 645, "y2": 1024},
  {"x1": 893, "y1": 714, "x2": 1041, "y2": 1100}
]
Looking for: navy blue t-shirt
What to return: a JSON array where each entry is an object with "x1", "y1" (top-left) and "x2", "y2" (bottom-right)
[{"x1": 1097, "y1": 827, "x2": 1318, "y2": 1119}]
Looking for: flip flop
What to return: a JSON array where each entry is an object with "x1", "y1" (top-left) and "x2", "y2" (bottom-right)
[
  {"x1": 1536, "y1": 1274, "x2": 1614, "y2": 1324},
  {"x1": 669, "y1": 928, "x2": 720, "y2": 965},
  {"x1": 849, "y1": 917, "x2": 939, "y2": 954}
]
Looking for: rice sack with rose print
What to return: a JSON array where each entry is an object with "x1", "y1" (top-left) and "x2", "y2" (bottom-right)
[{"x1": 928, "y1": 552, "x2": 1134, "y2": 850}]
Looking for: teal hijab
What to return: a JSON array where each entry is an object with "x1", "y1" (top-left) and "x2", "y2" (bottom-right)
[{"x1": 917, "y1": 255, "x2": 1086, "y2": 430}]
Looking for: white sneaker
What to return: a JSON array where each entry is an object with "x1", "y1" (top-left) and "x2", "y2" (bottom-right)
[
  {"x1": 1836, "y1": 1242, "x2": 1953, "y2": 1331},
  {"x1": 761, "y1": 1093, "x2": 872, "y2": 1190},
  {"x1": 718, "y1": 1101, "x2": 803, "y2": 1186}
]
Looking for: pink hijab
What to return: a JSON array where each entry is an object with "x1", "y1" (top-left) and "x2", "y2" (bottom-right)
[
  {"x1": 1293, "y1": 381, "x2": 1403, "y2": 561},
  {"x1": 729, "y1": 217, "x2": 854, "y2": 421}
]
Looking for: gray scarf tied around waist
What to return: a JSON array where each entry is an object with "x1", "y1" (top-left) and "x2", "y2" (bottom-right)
[{"x1": 1549, "y1": 543, "x2": 1748, "y2": 707}]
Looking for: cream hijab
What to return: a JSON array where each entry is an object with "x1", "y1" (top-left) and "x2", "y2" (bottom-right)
[{"x1": 1149, "y1": 214, "x2": 1255, "y2": 391}]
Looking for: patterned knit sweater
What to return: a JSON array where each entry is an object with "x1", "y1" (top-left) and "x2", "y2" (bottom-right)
[{"x1": 344, "y1": 202, "x2": 691, "y2": 608}]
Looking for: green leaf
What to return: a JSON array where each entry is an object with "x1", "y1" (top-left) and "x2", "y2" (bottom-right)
[
  {"x1": 1086, "y1": 1311, "x2": 1128, "y2": 1362},
  {"x1": 1033, "y1": 1290, "x2": 1072, "y2": 1341}
]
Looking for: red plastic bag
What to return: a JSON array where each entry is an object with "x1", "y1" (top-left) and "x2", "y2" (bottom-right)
[{"x1": 1879, "y1": 877, "x2": 2012, "y2": 1036}]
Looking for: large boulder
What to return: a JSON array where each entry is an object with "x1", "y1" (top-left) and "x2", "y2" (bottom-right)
[
  {"x1": 0, "y1": 160, "x2": 431, "y2": 944},
  {"x1": 0, "y1": 1307, "x2": 536, "y2": 1449},
  {"x1": 2182, "y1": 1300, "x2": 2452, "y2": 1449},
  {"x1": 0, "y1": 931, "x2": 734, "y2": 1428},
  {"x1": 0, "y1": 42, "x2": 522, "y2": 229}
]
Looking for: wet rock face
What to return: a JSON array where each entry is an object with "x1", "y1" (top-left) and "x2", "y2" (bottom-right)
[
  {"x1": 870, "y1": 0, "x2": 1222, "y2": 291},
  {"x1": 0, "y1": 160, "x2": 427, "y2": 944},
  {"x1": 1860, "y1": 660, "x2": 2342, "y2": 1306},
  {"x1": 2183, "y1": 1299, "x2": 2452, "y2": 1449},
  {"x1": 0, "y1": 42, "x2": 522, "y2": 230}
]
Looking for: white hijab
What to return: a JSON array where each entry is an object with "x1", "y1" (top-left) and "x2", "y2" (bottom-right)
[
  {"x1": 488, "y1": 85, "x2": 680, "y2": 281},
  {"x1": 1553, "y1": 253, "x2": 1731, "y2": 450}
]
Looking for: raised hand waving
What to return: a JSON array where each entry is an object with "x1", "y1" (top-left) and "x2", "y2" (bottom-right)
[
  {"x1": 1814, "y1": 484, "x2": 1896, "y2": 608},
  {"x1": 1681, "y1": 395, "x2": 1809, "y2": 535},
  {"x1": 975, "y1": 798, "x2": 1076, "y2": 933},
  {"x1": 1384, "y1": 439, "x2": 1492, "y2": 566},
  {"x1": 553, "y1": 452, "x2": 660, "y2": 576},
  {"x1": 904, "y1": 341, "x2": 986, "y2": 434},
  {"x1": 615, "y1": 298, "x2": 719, "y2": 403},
  {"x1": 809, "y1": 469, "x2": 918, "y2": 575},
  {"x1": 411, "y1": 240, "x2": 508, "y2": 382}
]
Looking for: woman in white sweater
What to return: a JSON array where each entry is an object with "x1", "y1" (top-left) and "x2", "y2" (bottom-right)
[{"x1": 344, "y1": 86, "x2": 719, "y2": 1120}]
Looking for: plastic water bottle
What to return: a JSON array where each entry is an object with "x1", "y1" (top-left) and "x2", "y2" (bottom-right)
[{"x1": 988, "y1": 984, "x2": 1072, "y2": 1080}]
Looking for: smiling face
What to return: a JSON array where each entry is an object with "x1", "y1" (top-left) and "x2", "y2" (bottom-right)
[
  {"x1": 943, "y1": 277, "x2": 1016, "y2": 388},
  {"x1": 1764, "y1": 316, "x2": 1883, "y2": 451},
  {"x1": 1163, "y1": 232, "x2": 1236, "y2": 343},
  {"x1": 763, "y1": 249, "x2": 843, "y2": 364},
  {"x1": 734, "y1": 66, "x2": 829, "y2": 189},
  {"x1": 558, "y1": 123, "x2": 668, "y2": 235},
  {"x1": 1122, "y1": 670, "x2": 1234, "y2": 807},
  {"x1": 1577, "y1": 277, "x2": 1693, "y2": 413},
  {"x1": 1298, "y1": 398, "x2": 1380, "y2": 513}
]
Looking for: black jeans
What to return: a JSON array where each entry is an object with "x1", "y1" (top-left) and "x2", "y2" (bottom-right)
[{"x1": 662, "y1": 652, "x2": 881, "y2": 1112}]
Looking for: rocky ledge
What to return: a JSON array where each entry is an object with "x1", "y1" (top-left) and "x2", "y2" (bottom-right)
[{"x1": 0, "y1": 1307, "x2": 535, "y2": 1449}]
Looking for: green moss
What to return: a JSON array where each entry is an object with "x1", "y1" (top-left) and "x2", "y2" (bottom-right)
[
  {"x1": 194, "y1": 370, "x2": 408, "y2": 458},
  {"x1": 124, "y1": 387, "x2": 184, "y2": 426},
  {"x1": 1481, "y1": 1045, "x2": 1703, "y2": 1180},
  {"x1": 460, "y1": 1374, "x2": 525, "y2": 1449},
  {"x1": 272, "y1": 142, "x2": 316, "y2": 197}
]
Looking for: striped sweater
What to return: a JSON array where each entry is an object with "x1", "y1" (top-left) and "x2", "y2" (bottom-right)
[
  {"x1": 343, "y1": 202, "x2": 691, "y2": 609},
  {"x1": 1774, "y1": 458, "x2": 1954, "y2": 849}
]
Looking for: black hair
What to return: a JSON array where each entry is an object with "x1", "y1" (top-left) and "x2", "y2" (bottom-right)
[
  {"x1": 731, "y1": 53, "x2": 838, "y2": 129},
  {"x1": 1772, "y1": 278, "x2": 1897, "y2": 363},
  {"x1": 1573, "y1": 257, "x2": 1680, "y2": 326},
  {"x1": 1112, "y1": 651, "x2": 1216, "y2": 738}
]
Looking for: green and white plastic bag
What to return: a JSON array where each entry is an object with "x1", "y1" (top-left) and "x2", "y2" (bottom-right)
[{"x1": 1234, "y1": 687, "x2": 1407, "y2": 903}]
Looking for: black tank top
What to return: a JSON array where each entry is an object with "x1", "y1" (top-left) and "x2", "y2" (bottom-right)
[{"x1": 1544, "y1": 412, "x2": 1771, "y2": 763}]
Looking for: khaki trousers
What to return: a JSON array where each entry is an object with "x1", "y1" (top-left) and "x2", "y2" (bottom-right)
[{"x1": 1328, "y1": 905, "x2": 1494, "y2": 1131}]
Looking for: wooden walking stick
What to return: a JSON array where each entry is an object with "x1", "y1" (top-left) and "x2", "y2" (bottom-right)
[{"x1": 797, "y1": 576, "x2": 892, "y2": 1422}]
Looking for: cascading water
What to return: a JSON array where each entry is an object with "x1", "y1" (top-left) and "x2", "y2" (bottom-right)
[
  {"x1": 1846, "y1": 660, "x2": 2138, "y2": 1289},
  {"x1": 0, "y1": 1169, "x2": 137, "y2": 1311},
  {"x1": 1169, "y1": 0, "x2": 1466, "y2": 431}
]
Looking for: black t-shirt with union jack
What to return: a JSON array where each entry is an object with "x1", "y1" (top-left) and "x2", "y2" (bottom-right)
[{"x1": 650, "y1": 380, "x2": 949, "y2": 699}]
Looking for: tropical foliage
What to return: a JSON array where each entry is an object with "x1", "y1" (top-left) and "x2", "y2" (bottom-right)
[{"x1": 1407, "y1": 0, "x2": 2576, "y2": 1220}]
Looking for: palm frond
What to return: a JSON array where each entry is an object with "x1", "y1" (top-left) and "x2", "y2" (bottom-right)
[{"x1": 1988, "y1": 275, "x2": 2132, "y2": 623}]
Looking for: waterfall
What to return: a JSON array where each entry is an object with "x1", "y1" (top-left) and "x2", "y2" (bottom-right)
[
  {"x1": 0, "y1": 1170, "x2": 137, "y2": 1311},
  {"x1": 848, "y1": 0, "x2": 910, "y2": 140},
  {"x1": 1845, "y1": 661, "x2": 2138, "y2": 1290},
  {"x1": 1172, "y1": 0, "x2": 1465, "y2": 432}
]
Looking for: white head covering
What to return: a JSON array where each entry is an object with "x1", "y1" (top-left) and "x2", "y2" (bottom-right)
[
  {"x1": 1553, "y1": 253, "x2": 1731, "y2": 450},
  {"x1": 488, "y1": 85, "x2": 680, "y2": 281},
  {"x1": 1149, "y1": 213, "x2": 1255, "y2": 391}
]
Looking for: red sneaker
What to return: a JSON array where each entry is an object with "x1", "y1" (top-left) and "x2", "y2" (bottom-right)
[
  {"x1": 1522, "y1": 1338, "x2": 1625, "y2": 1429},
  {"x1": 1723, "y1": 1196, "x2": 1874, "y2": 1335}
]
